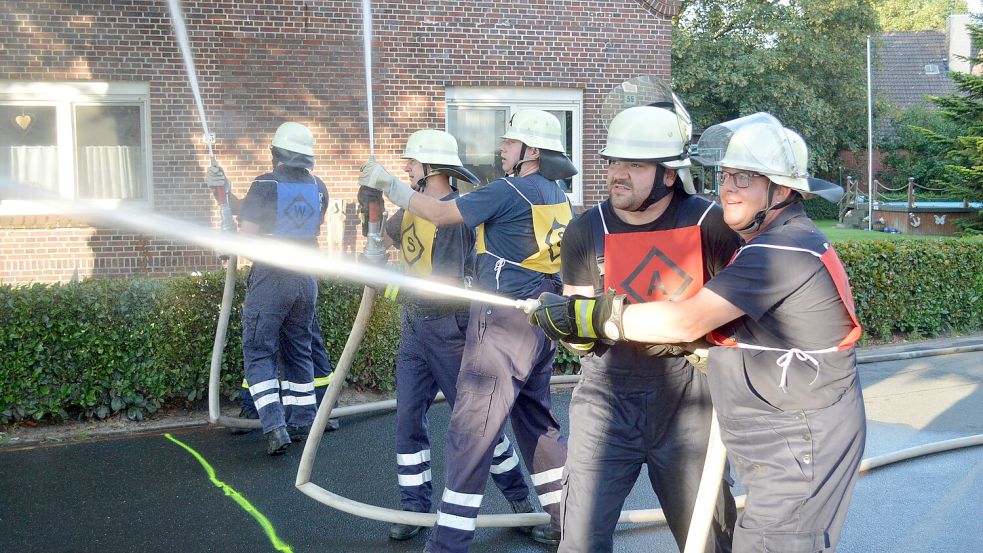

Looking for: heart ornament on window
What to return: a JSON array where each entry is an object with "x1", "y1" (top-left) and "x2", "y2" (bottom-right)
[{"x1": 15, "y1": 114, "x2": 33, "y2": 131}]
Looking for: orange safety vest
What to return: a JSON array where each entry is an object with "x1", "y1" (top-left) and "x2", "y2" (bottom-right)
[{"x1": 707, "y1": 243, "x2": 863, "y2": 392}]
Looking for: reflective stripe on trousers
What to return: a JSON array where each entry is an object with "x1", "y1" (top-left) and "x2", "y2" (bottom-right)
[
  {"x1": 426, "y1": 298, "x2": 568, "y2": 553},
  {"x1": 395, "y1": 309, "x2": 528, "y2": 514}
]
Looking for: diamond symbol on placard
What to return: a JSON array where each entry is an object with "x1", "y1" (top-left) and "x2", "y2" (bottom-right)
[
  {"x1": 402, "y1": 223, "x2": 425, "y2": 267},
  {"x1": 620, "y1": 245, "x2": 694, "y2": 304},
  {"x1": 283, "y1": 193, "x2": 316, "y2": 230},
  {"x1": 545, "y1": 218, "x2": 566, "y2": 262}
]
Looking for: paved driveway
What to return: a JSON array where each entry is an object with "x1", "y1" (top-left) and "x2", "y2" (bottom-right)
[{"x1": 2, "y1": 340, "x2": 981, "y2": 553}]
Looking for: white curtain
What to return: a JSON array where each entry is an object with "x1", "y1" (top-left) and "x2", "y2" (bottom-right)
[
  {"x1": 9, "y1": 145, "x2": 59, "y2": 192},
  {"x1": 84, "y1": 145, "x2": 142, "y2": 199}
]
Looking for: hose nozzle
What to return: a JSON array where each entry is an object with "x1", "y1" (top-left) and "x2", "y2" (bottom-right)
[{"x1": 514, "y1": 298, "x2": 541, "y2": 315}]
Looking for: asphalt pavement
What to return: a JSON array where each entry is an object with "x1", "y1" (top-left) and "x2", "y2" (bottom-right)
[{"x1": 2, "y1": 337, "x2": 982, "y2": 553}]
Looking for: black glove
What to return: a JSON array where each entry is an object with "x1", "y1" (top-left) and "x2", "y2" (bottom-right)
[
  {"x1": 357, "y1": 185, "x2": 385, "y2": 237},
  {"x1": 638, "y1": 341, "x2": 709, "y2": 373},
  {"x1": 638, "y1": 344, "x2": 689, "y2": 357},
  {"x1": 528, "y1": 291, "x2": 627, "y2": 343}
]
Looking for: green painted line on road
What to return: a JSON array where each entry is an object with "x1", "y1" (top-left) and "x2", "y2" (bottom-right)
[{"x1": 164, "y1": 433, "x2": 293, "y2": 553}]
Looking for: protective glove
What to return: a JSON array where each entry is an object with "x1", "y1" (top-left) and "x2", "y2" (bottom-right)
[
  {"x1": 359, "y1": 160, "x2": 415, "y2": 209},
  {"x1": 527, "y1": 290, "x2": 627, "y2": 343},
  {"x1": 207, "y1": 164, "x2": 230, "y2": 190},
  {"x1": 638, "y1": 344, "x2": 689, "y2": 357},
  {"x1": 637, "y1": 341, "x2": 708, "y2": 372}
]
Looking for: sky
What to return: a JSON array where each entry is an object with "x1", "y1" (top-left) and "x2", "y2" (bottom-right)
[{"x1": 971, "y1": 0, "x2": 982, "y2": 14}]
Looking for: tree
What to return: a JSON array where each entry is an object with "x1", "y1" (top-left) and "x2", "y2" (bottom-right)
[
  {"x1": 873, "y1": 0, "x2": 969, "y2": 32},
  {"x1": 672, "y1": 0, "x2": 880, "y2": 173},
  {"x1": 879, "y1": 103, "x2": 970, "y2": 190},
  {"x1": 913, "y1": 15, "x2": 983, "y2": 231}
]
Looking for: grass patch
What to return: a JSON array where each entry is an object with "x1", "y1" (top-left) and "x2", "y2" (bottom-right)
[{"x1": 815, "y1": 220, "x2": 959, "y2": 243}]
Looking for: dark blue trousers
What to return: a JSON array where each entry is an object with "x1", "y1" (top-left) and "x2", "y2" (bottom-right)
[
  {"x1": 241, "y1": 265, "x2": 317, "y2": 433},
  {"x1": 239, "y1": 313, "x2": 333, "y2": 416},
  {"x1": 426, "y1": 297, "x2": 568, "y2": 553},
  {"x1": 395, "y1": 308, "x2": 529, "y2": 513}
]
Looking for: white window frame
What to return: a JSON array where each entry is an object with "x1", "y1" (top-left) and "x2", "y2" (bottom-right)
[
  {"x1": 445, "y1": 87, "x2": 584, "y2": 206},
  {"x1": 0, "y1": 80, "x2": 153, "y2": 216}
]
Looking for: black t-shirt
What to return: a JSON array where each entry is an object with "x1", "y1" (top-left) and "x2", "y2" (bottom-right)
[
  {"x1": 562, "y1": 191, "x2": 739, "y2": 289},
  {"x1": 386, "y1": 192, "x2": 476, "y2": 308},
  {"x1": 561, "y1": 191, "x2": 740, "y2": 377},
  {"x1": 704, "y1": 204, "x2": 860, "y2": 412},
  {"x1": 386, "y1": 192, "x2": 475, "y2": 282}
]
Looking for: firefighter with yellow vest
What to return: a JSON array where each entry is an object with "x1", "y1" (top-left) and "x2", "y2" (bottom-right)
[
  {"x1": 528, "y1": 112, "x2": 865, "y2": 553},
  {"x1": 360, "y1": 110, "x2": 575, "y2": 551},
  {"x1": 363, "y1": 130, "x2": 535, "y2": 542}
]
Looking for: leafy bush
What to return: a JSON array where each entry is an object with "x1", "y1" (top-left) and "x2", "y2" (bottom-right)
[
  {"x1": 2, "y1": 238, "x2": 982, "y2": 423},
  {"x1": 802, "y1": 196, "x2": 840, "y2": 221},
  {"x1": 836, "y1": 239, "x2": 983, "y2": 340},
  {"x1": 878, "y1": 102, "x2": 970, "y2": 190},
  {"x1": 0, "y1": 270, "x2": 400, "y2": 424}
]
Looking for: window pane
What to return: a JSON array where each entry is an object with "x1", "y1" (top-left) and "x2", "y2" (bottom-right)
[
  {"x1": 447, "y1": 107, "x2": 507, "y2": 193},
  {"x1": 74, "y1": 105, "x2": 146, "y2": 200},
  {"x1": 1, "y1": 105, "x2": 59, "y2": 193},
  {"x1": 547, "y1": 110, "x2": 574, "y2": 192}
]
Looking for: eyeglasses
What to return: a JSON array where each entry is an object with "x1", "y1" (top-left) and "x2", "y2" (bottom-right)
[{"x1": 715, "y1": 170, "x2": 764, "y2": 189}]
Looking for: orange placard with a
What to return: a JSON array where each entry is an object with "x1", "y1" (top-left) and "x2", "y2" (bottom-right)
[{"x1": 603, "y1": 225, "x2": 704, "y2": 304}]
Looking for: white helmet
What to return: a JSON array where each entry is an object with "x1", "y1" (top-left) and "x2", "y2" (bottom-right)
[
  {"x1": 600, "y1": 106, "x2": 695, "y2": 194},
  {"x1": 271, "y1": 122, "x2": 314, "y2": 156},
  {"x1": 694, "y1": 113, "x2": 842, "y2": 202},
  {"x1": 400, "y1": 130, "x2": 465, "y2": 166},
  {"x1": 501, "y1": 110, "x2": 566, "y2": 152}
]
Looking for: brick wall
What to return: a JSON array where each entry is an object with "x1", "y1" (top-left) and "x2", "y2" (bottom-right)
[{"x1": 1, "y1": 0, "x2": 675, "y2": 284}]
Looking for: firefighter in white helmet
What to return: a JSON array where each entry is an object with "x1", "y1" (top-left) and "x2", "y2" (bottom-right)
[
  {"x1": 548, "y1": 104, "x2": 738, "y2": 553},
  {"x1": 363, "y1": 130, "x2": 536, "y2": 542},
  {"x1": 208, "y1": 122, "x2": 329, "y2": 455},
  {"x1": 529, "y1": 112, "x2": 864, "y2": 553},
  {"x1": 359, "y1": 110, "x2": 575, "y2": 550}
]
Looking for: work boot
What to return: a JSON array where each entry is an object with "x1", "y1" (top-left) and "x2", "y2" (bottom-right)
[
  {"x1": 531, "y1": 523, "x2": 561, "y2": 545},
  {"x1": 230, "y1": 405, "x2": 259, "y2": 435},
  {"x1": 287, "y1": 425, "x2": 311, "y2": 443},
  {"x1": 265, "y1": 427, "x2": 290, "y2": 456},
  {"x1": 388, "y1": 521, "x2": 423, "y2": 541},
  {"x1": 508, "y1": 497, "x2": 535, "y2": 534}
]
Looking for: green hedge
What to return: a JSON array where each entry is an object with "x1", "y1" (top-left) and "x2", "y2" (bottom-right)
[
  {"x1": 802, "y1": 197, "x2": 840, "y2": 220},
  {"x1": 837, "y1": 240, "x2": 983, "y2": 340},
  {"x1": 0, "y1": 270, "x2": 400, "y2": 424},
  {"x1": 2, "y1": 238, "x2": 982, "y2": 423}
]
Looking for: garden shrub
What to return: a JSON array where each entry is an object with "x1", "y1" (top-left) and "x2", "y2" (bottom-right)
[{"x1": 2, "y1": 237, "x2": 982, "y2": 423}]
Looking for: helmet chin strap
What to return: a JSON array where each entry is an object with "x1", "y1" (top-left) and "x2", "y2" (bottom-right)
[
  {"x1": 629, "y1": 165, "x2": 672, "y2": 212},
  {"x1": 414, "y1": 163, "x2": 430, "y2": 193},
  {"x1": 736, "y1": 182, "x2": 797, "y2": 235},
  {"x1": 509, "y1": 143, "x2": 539, "y2": 176}
]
